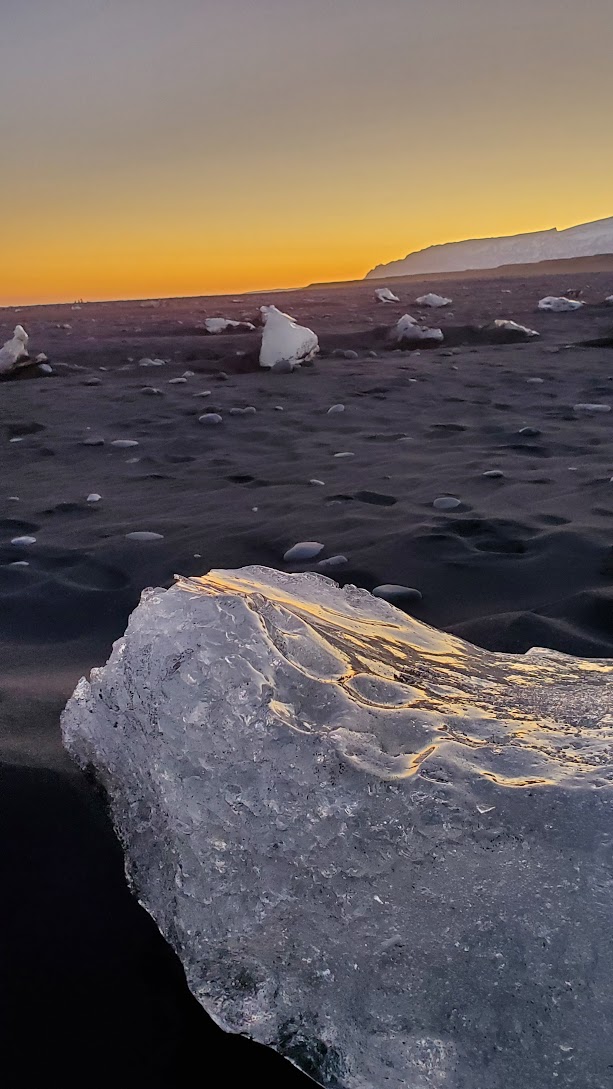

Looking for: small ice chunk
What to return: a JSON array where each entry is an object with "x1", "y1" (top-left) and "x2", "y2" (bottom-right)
[
  {"x1": 433, "y1": 496, "x2": 461, "y2": 510},
  {"x1": 259, "y1": 306, "x2": 318, "y2": 370},
  {"x1": 415, "y1": 293, "x2": 452, "y2": 308},
  {"x1": 538, "y1": 296, "x2": 584, "y2": 312},
  {"x1": 39, "y1": 363, "x2": 53, "y2": 374},
  {"x1": 87, "y1": 493, "x2": 102, "y2": 503},
  {"x1": 0, "y1": 325, "x2": 29, "y2": 374},
  {"x1": 573, "y1": 403, "x2": 611, "y2": 414},
  {"x1": 394, "y1": 315, "x2": 444, "y2": 344},
  {"x1": 204, "y1": 318, "x2": 255, "y2": 334},
  {"x1": 375, "y1": 288, "x2": 400, "y2": 304},
  {"x1": 199, "y1": 413, "x2": 223, "y2": 425},
  {"x1": 327, "y1": 404, "x2": 345, "y2": 414},
  {"x1": 11, "y1": 535, "x2": 36, "y2": 545},
  {"x1": 492, "y1": 319, "x2": 539, "y2": 338},
  {"x1": 111, "y1": 439, "x2": 139, "y2": 448},
  {"x1": 35, "y1": 353, "x2": 48, "y2": 363}
]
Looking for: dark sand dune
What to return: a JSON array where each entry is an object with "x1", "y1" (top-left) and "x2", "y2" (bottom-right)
[{"x1": 2, "y1": 264, "x2": 613, "y2": 1086}]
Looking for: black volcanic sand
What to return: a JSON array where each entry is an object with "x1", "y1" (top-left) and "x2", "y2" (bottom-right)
[{"x1": 2, "y1": 264, "x2": 613, "y2": 1087}]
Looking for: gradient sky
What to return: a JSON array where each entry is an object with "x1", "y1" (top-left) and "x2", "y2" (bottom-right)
[{"x1": 2, "y1": 0, "x2": 612, "y2": 305}]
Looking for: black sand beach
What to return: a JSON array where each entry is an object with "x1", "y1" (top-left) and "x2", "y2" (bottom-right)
[{"x1": 2, "y1": 262, "x2": 613, "y2": 1086}]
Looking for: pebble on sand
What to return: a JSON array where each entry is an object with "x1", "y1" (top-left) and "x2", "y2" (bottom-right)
[
  {"x1": 125, "y1": 531, "x2": 164, "y2": 542},
  {"x1": 199, "y1": 413, "x2": 223, "y2": 425},
  {"x1": 316, "y1": 555, "x2": 348, "y2": 570},
  {"x1": 573, "y1": 403, "x2": 611, "y2": 414},
  {"x1": 372, "y1": 584, "x2": 423, "y2": 603},
  {"x1": 433, "y1": 496, "x2": 461, "y2": 510},
  {"x1": 283, "y1": 541, "x2": 325, "y2": 562},
  {"x1": 11, "y1": 536, "x2": 36, "y2": 545},
  {"x1": 111, "y1": 439, "x2": 139, "y2": 447}
]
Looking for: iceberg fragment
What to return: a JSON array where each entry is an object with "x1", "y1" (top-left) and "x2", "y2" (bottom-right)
[
  {"x1": 259, "y1": 305, "x2": 318, "y2": 369},
  {"x1": 538, "y1": 296, "x2": 584, "y2": 312},
  {"x1": 394, "y1": 313, "x2": 443, "y2": 344},
  {"x1": 415, "y1": 293, "x2": 452, "y2": 308},
  {"x1": 0, "y1": 325, "x2": 29, "y2": 374},
  {"x1": 375, "y1": 287, "x2": 400, "y2": 303},
  {"x1": 62, "y1": 566, "x2": 613, "y2": 1089}
]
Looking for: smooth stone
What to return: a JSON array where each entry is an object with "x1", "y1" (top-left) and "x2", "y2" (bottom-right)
[
  {"x1": 573, "y1": 403, "x2": 611, "y2": 414},
  {"x1": 433, "y1": 497, "x2": 461, "y2": 511},
  {"x1": 86, "y1": 493, "x2": 102, "y2": 503},
  {"x1": 327, "y1": 404, "x2": 345, "y2": 415},
  {"x1": 199, "y1": 413, "x2": 223, "y2": 425},
  {"x1": 316, "y1": 555, "x2": 349, "y2": 570},
  {"x1": 372, "y1": 584, "x2": 423, "y2": 603},
  {"x1": 111, "y1": 439, "x2": 139, "y2": 448},
  {"x1": 125, "y1": 532, "x2": 164, "y2": 542},
  {"x1": 283, "y1": 542, "x2": 325, "y2": 562},
  {"x1": 11, "y1": 536, "x2": 36, "y2": 545},
  {"x1": 39, "y1": 363, "x2": 53, "y2": 374},
  {"x1": 270, "y1": 360, "x2": 294, "y2": 374},
  {"x1": 482, "y1": 470, "x2": 504, "y2": 478}
]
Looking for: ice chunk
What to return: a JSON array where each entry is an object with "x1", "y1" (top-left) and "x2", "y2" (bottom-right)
[
  {"x1": 62, "y1": 566, "x2": 613, "y2": 1089},
  {"x1": 0, "y1": 325, "x2": 29, "y2": 374},
  {"x1": 492, "y1": 319, "x2": 539, "y2": 338},
  {"x1": 375, "y1": 287, "x2": 400, "y2": 303},
  {"x1": 259, "y1": 305, "x2": 319, "y2": 369},
  {"x1": 415, "y1": 293, "x2": 452, "y2": 308},
  {"x1": 538, "y1": 296, "x2": 584, "y2": 312},
  {"x1": 204, "y1": 318, "x2": 255, "y2": 334},
  {"x1": 394, "y1": 314, "x2": 443, "y2": 344}
]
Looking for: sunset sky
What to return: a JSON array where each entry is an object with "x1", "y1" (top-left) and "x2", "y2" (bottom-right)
[{"x1": 2, "y1": 0, "x2": 612, "y2": 305}]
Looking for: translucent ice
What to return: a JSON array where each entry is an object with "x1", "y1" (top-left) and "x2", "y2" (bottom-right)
[
  {"x1": 0, "y1": 325, "x2": 29, "y2": 374},
  {"x1": 62, "y1": 566, "x2": 613, "y2": 1089}
]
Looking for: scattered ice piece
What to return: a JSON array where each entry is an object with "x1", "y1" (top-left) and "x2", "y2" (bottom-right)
[
  {"x1": 573, "y1": 403, "x2": 611, "y2": 414},
  {"x1": 139, "y1": 357, "x2": 165, "y2": 367},
  {"x1": 168, "y1": 377, "x2": 187, "y2": 384},
  {"x1": 327, "y1": 404, "x2": 345, "y2": 414},
  {"x1": 375, "y1": 288, "x2": 400, "y2": 304},
  {"x1": 415, "y1": 293, "x2": 452, "y2": 308},
  {"x1": 259, "y1": 305, "x2": 318, "y2": 370},
  {"x1": 11, "y1": 535, "x2": 36, "y2": 545},
  {"x1": 204, "y1": 318, "x2": 255, "y2": 334},
  {"x1": 433, "y1": 496, "x2": 461, "y2": 510},
  {"x1": 0, "y1": 325, "x2": 29, "y2": 374},
  {"x1": 182, "y1": 370, "x2": 195, "y2": 377},
  {"x1": 518, "y1": 426, "x2": 541, "y2": 437},
  {"x1": 538, "y1": 296, "x2": 584, "y2": 312},
  {"x1": 476, "y1": 805, "x2": 496, "y2": 815},
  {"x1": 482, "y1": 470, "x2": 504, "y2": 479},
  {"x1": 111, "y1": 439, "x2": 139, "y2": 447},
  {"x1": 39, "y1": 363, "x2": 53, "y2": 374},
  {"x1": 334, "y1": 451, "x2": 354, "y2": 458},
  {"x1": 605, "y1": 295, "x2": 613, "y2": 305},
  {"x1": 8, "y1": 560, "x2": 29, "y2": 567},
  {"x1": 35, "y1": 353, "x2": 48, "y2": 363},
  {"x1": 199, "y1": 413, "x2": 223, "y2": 425},
  {"x1": 229, "y1": 406, "x2": 257, "y2": 416},
  {"x1": 82, "y1": 437, "x2": 105, "y2": 446},
  {"x1": 309, "y1": 479, "x2": 325, "y2": 486},
  {"x1": 394, "y1": 315, "x2": 443, "y2": 344},
  {"x1": 87, "y1": 493, "x2": 102, "y2": 503},
  {"x1": 8, "y1": 496, "x2": 19, "y2": 501},
  {"x1": 9, "y1": 437, "x2": 24, "y2": 443},
  {"x1": 193, "y1": 390, "x2": 212, "y2": 398},
  {"x1": 283, "y1": 542, "x2": 324, "y2": 562},
  {"x1": 141, "y1": 386, "x2": 163, "y2": 395},
  {"x1": 372, "y1": 585, "x2": 422, "y2": 603},
  {"x1": 527, "y1": 377, "x2": 544, "y2": 384},
  {"x1": 492, "y1": 319, "x2": 539, "y2": 338},
  {"x1": 125, "y1": 532, "x2": 164, "y2": 542}
]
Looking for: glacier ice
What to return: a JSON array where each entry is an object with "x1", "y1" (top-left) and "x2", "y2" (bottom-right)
[
  {"x1": 375, "y1": 287, "x2": 400, "y2": 303},
  {"x1": 491, "y1": 319, "x2": 539, "y2": 338},
  {"x1": 62, "y1": 566, "x2": 613, "y2": 1089},
  {"x1": 0, "y1": 325, "x2": 29, "y2": 374},
  {"x1": 394, "y1": 313, "x2": 444, "y2": 345},
  {"x1": 415, "y1": 293, "x2": 452, "y2": 308},
  {"x1": 259, "y1": 305, "x2": 319, "y2": 369},
  {"x1": 204, "y1": 317, "x2": 255, "y2": 334},
  {"x1": 538, "y1": 296, "x2": 584, "y2": 312}
]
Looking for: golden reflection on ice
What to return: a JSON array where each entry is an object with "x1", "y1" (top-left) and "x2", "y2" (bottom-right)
[{"x1": 176, "y1": 568, "x2": 613, "y2": 789}]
